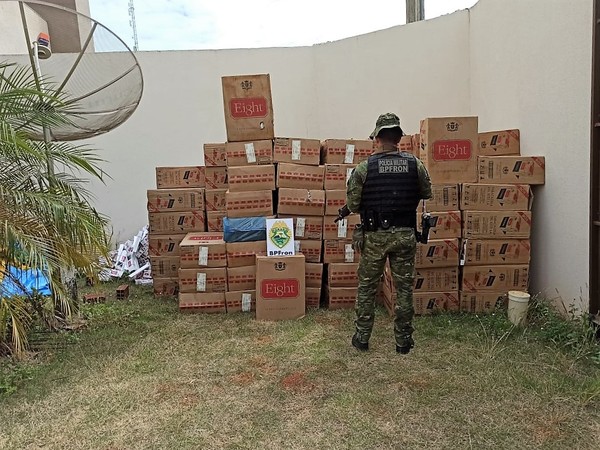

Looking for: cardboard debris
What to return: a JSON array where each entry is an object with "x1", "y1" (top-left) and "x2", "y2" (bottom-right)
[{"x1": 105, "y1": 226, "x2": 151, "y2": 281}]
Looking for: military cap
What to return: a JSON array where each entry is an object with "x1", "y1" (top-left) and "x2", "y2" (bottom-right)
[{"x1": 369, "y1": 112, "x2": 403, "y2": 139}]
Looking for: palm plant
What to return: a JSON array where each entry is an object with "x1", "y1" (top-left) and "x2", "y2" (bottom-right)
[{"x1": 0, "y1": 61, "x2": 110, "y2": 357}]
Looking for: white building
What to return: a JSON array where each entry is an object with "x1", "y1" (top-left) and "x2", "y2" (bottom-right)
[{"x1": 0, "y1": 0, "x2": 596, "y2": 314}]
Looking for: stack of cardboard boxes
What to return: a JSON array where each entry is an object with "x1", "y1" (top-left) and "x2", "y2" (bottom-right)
[
  {"x1": 147, "y1": 73, "x2": 546, "y2": 319},
  {"x1": 147, "y1": 167, "x2": 206, "y2": 297},
  {"x1": 382, "y1": 118, "x2": 545, "y2": 316}
]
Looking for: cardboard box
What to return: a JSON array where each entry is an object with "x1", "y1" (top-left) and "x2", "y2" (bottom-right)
[
  {"x1": 225, "y1": 140, "x2": 273, "y2": 166},
  {"x1": 478, "y1": 129, "x2": 520, "y2": 156},
  {"x1": 326, "y1": 286, "x2": 357, "y2": 310},
  {"x1": 225, "y1": 290, "x2": 256, "y2": 313},
  {"x1": 323, "y1": 215, "x2": 360, "y2": 240},
  {"x1": 179, "y1": 292, "x2": 226, "y2": 314},
  {"x1": 376, "y1": 282, "x2": 386, "y2": 306},
  {"x1": 273, "y1": 137, "x2": 321, "y2": 166},
  {"x1": 276, "y1": 163, "x2": 324, "y2": 190},
  {"x1": 256, "y1": 255, "x2": 305, "y2": 321},
  {"x1": 205, "y1": 189, "x2": 227, "y2": 212},
  {"x1": 148, "y1": 234, "x2": 186, "y2": 257},
  {"x1": 460, "y1": 291, "x2": 508, "y2": 313},
  {"x1": 226, "y1": 190, "x2": 273, "y2": 218},
  {"x1": 152, "y1": 277, "x2": 179, "y2": 296},
  {"x1": 227, "y1": 164, "x2": 276, "y2": 191},
  {"x1": 478, "y1": 156, "x2": 545, "y2": 185},
  {"x1": 205, "y1": 167, "x2": 228, "y2": 189},
  {"x1": 416, "y1": 211, "x2": 461, "y2": 239},
  {"x1": 279, "y1": 215, "x2": 323, "y2": 240},
  {"x1": 462, "y1": 211, "x2": 532, "y2": 239},
  {"x1": 294, "y1": 239, "x2": 322, "y2": 263},
  {"x1": 204, "y1": 143, "x2": 227, "y2": 167},
  {"x1": 323, "y1": 239, "x2": 358, "y2": 263},
  {"x1": 411, "y1": 134, "x2": 421, "y2": 156},
  {"x1": 305, "y1": 263, "x2": 324, "y2": 288},
  {"x1": 156, "y1": 166, "x2": 206, "y2": 189},
  {"x1": 460, "y1": 183, "x2": 533, "y2": 211},
  {"x1": 277, "y1": 188, "x2": 325, "y2": 216},
  {"x1": 413, "y1": 292, "x2": 460, "y2": 315},
  {"x1": 179, "y1": 232, "x2": 227, "y2": 268},
  {"x1": 147, "y1": 189, "x2": 205, "y2": 213},
  {"x1": 207, "y1": 211, "x2": 226, "y2": 232},
  {"x1": 415, "y1": 238, "x2": 461, "y2": 268},
  {"x1": 462, "y1": 239, "x2": 531, "y2": 265},
  {"x1": 328, "y1": 263, "x2": 359, "y2": 287},
  {"x1": 150, "y1": 256, "x2": 179, "y2": 278},
  {"x1": 227, "y1": 265, "x2": 256, "y2": 291},
  {"x1": 226, "y1": 241, "x2": 267, "y2": 267},
  {"x1": 419, "y1": 117, "x2": 479, "y2": 183},
  {"x1": 306, "y1": 287, "x2": 322, "y2": 309},
  {"x1": 324, "y1": 164, "x2": 357, "y2": 190},
  {"x1": 148, "y1": 211, "x2": 206, "y2": 235},
  {"x1": 325, "y1": 190, "x2": 347, "y2": 216},
  {"x1": 321, "y1": 139, "x2": 374, "y2": 164},
  {"x1": 422, "y1": 184, "x2": 460, "y2": 211},
  {"x1": 399, "y1": 135, "x2": 414, "y2": 154},
  {"x1": 461, "y1": 264, "x2": 529, "y2": 292},
  {"x1": 414, "y1": 267, "x2": 459, "y2": 292},
  {"x1": 178, "y1": 268, "x2": 227, "y2": 293},
  {"x1": 222, "y1": 74, "x2": 274, "y2": 142}
]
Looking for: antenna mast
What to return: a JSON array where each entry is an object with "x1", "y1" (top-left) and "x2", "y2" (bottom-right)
[{"x1": 128, "y1": 0, "x2": 139, "y2": 51}]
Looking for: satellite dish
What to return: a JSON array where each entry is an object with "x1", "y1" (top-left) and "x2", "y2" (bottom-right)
[{"x1": 0, "y1": 0, "x2": 143, "y2": 141}]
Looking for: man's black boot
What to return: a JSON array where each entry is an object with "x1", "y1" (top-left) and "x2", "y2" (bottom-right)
[
  {"x1": 352, "y1": 334, "x2": 369, "y2": 351},
  {"x1": 396, "y1": 337, "x2": 414, "y2": 355},
  {"x1": 396, "y1": 345, "x2": 412, "y2": 354}
]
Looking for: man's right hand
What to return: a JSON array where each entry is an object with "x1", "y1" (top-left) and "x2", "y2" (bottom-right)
[{"x1": 334, "y1": 205, "x2": 351, "y2": 223}]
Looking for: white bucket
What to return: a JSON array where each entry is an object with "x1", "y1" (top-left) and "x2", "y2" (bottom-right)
[{"x1": 507, "y1": 290, "x2": 530, "y2": 326}]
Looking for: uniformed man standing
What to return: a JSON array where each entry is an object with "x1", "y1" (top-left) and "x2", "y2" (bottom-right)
[{"x1": 345, "y1": 113, "x2": 432, "y2": 354}]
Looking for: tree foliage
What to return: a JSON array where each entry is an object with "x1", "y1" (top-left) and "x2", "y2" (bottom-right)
[{"x1": 0, "y1": 62, "x2": 110, "y2": 356}]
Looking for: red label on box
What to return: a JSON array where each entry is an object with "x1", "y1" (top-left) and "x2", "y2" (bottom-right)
[
  {"x1": 261, "y1": 279, "x2": 300, "y2": 298},
  {"x1": 189, "y1": 235, "x2": 223, "y2": 241},
  {"x1": 229, "y1": 97, "x2": 268, "y2": 118},
  {"x1": 432, "y1": 140, "x2": 472, "y2": 161}
]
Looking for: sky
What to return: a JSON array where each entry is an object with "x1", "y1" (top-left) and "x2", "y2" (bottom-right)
[{"x1": 88, "y1": 0, "x2": 479, "y2": 51}]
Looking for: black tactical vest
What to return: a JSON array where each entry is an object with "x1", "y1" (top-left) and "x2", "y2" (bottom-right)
[{"x1": 360, "y1": 151, "x2": 420, "y2": 222}]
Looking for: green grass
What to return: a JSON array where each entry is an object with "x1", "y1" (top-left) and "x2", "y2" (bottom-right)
[{"x1": 1, "y1": 282, "x2": 599, "y2": 449}]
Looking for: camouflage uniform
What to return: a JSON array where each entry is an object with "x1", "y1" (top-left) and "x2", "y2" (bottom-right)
[{"x1": 347, "y1": 117, "x2": 432, "y2": 349}]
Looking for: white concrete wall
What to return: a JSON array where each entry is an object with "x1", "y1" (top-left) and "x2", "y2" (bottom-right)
[
  {"x1": 0, "y1": 0, "x2": 593, "y2": 310},
  {"x1": 469, "y1": 0, "x2": 593, "y2": 311},
  {"x1": 312, "y1": 12, "x2": 471, "y2": 138},
  {"x1": 0, "y1": 3, "x2": 48, "y2": 54},
  {"x1": 84, "y1": 12, "x2": 470, "y2": 244}
]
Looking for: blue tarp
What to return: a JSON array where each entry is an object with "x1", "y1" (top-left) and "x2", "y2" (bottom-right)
[
  {"x1": 0, "y1": 266, "x2": 52, "y2": 297},
  {"x1": 223, "y1": 216, "x2": 268, "y2": 243}
]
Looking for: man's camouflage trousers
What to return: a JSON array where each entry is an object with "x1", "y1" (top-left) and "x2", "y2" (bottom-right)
[{"x1": 354, "y1": 228, "x2": 416, "y2": 347}]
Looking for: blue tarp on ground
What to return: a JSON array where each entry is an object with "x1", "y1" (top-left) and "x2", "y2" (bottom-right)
[{"x1": 0, "y1": 266, "x2": 51, "y2": 296}]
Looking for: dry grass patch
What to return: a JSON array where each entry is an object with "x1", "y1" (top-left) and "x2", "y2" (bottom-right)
[{"x1": 0, "y1": 283, "x2": 599, "y2": 449}]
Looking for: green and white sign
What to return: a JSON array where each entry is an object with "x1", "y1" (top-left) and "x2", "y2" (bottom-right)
[{"x1": 266, "y1": 218, "x2": 295, "y2": 257}]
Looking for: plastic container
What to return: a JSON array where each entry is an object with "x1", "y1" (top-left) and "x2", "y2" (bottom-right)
[{"x1": 507, "y1": 290, "x2": 530, "y2": 326}]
